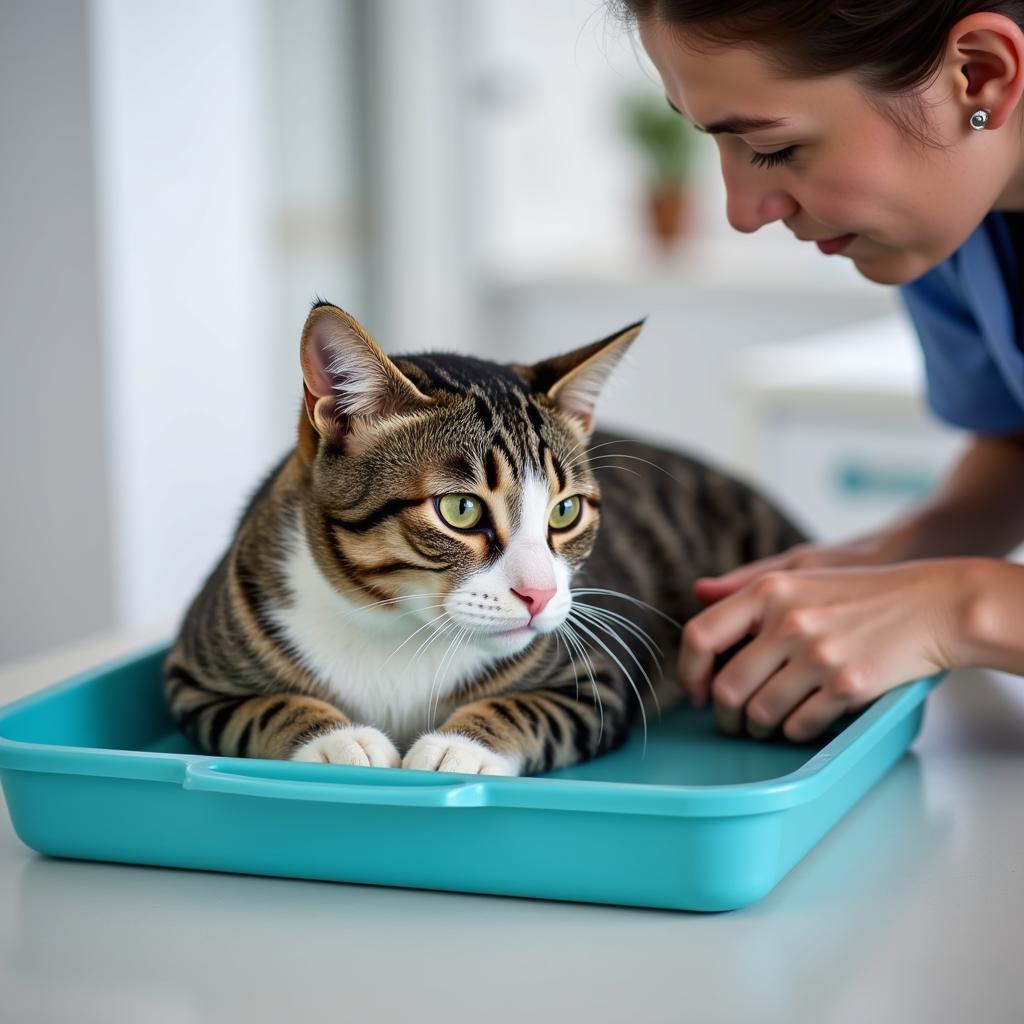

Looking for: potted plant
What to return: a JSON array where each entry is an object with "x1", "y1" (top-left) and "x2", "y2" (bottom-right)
[{"x1": 620, "y1": 90, "x2": 701, "y2": 247}]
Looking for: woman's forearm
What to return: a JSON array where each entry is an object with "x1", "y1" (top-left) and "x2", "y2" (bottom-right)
[
  {"x1": 874, "y1": 433, "x2": 1024, "y2": 561},
  {"x1": 955, "y1": 558, "x2": 1024, "y2": 673}
]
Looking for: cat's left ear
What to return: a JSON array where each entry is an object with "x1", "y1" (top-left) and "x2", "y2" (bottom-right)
[
  {"x1": 518, "y1": 319, "x2": 645, "y2": 433},
  {"x1": 299, "y1": 302, "x2": 431, "y2": 450}
]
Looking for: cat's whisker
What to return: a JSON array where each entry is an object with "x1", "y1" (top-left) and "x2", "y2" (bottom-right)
[
  {"x1": 383, "y1": 610, "x2": 453, "y2": 669},
  {"x1": 336, "y1": 593, "x2": 445, "y2": 624},
  {"x1": 566, "y1": 613, "x2": 649, "y2": 752},
  {"x1": 344, "y1": 593, "x2": 438, "y2": 612},
  {"x1": 565, "y1": 442, "x2": 683, "y2": 485},
  {"x1": 558, "y1": 434, "x2": 592, "y2": 467},
  {"x1": 383, "y1": 618, "x2": 448, "y2": 710},
  {"x1": 582, "y1": 454, "x2": 684, "y2": 486},
  {"x1": 425, "y1": 633, "x2": 454, "y2": 732},
  {"x1": 569, "y1": 607, "x2": 662, "y2": 720},
  {"x1": 428, "y1": 625, "x2": 470, "y2": 730},
  {"x1": 432, "y1": 618, "x2": 468, "y2": 724},
  {"x1": 378, "y1": 608, "x2": 454, "y2": 667},
  {"x1": 409, "y1": 614, "x2": 458, "y2": 720},
  {"x1": 381, "y1": 602, "x2": 454, "y2": 626},
  {"x1": 569, "y1": 624, "x2": 606, "y2": 747},
  {"x1": 581, "y1": 454, "x2": 684, "y2": 485},
  {"x1": 571, "y1": 601, "x2": 664, "y2": 669},
  {"x1": 571, "y1": 606, "x2": 663, "y2": 684},
  {"x1": 408, "y1": 616, "x2": 456, "y2": 671},
  {"x1": 570, "y1": 587, "x2": 684, "y2": 631},
  {"x1": 563, "y1": 438, "x2": 644, "y2": 471},
  {"x1": 552, "y1": 630, "x2": 581, "y2": 703},
  {"x1": 438, "y1": 625, "x2": 477, "y2": 728},
  {"x1": 409, "y1": 618, "x2": 459, "y2": 717},
  {"x1": 572, "y1": 601, "x2": 662, "y2": 654},
  {"x1": 586, "y1": 463, "x2": 644, "y2": 479},
  {"x1": 559, "y1": 622, "x2": 604, "y2": 744}
]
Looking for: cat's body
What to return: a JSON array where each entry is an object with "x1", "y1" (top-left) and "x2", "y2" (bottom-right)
[{"x1": 164, "y1": 306, "x2": 805, "y2": 775}]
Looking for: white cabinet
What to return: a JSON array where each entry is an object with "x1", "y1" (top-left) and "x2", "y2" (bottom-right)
[
  {"x1": 734, "y1": 315, "x2": 966, "y2": 541},
  {"x1": 482, "y1": 277, "x2": 898, "y2": 475}
]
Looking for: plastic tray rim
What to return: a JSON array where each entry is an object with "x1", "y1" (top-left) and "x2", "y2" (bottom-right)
[{"x1": 0, "y1": 639, "x2": 942, "y2": 818}]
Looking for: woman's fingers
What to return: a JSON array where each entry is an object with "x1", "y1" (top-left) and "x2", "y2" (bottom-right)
[
  {"x1": 694, "y1": 538, "x2": 874, "y2": 608},
  {"x1": 708, "y1": 636, "x2": 791, "y2": 735},
  {"x1": 782, "y1": 688, "x2": 851, "y2": 743},
  {"x1": 695, "y1": 556, "x2": 786, "y2": 604},
  {"x1": 713, "y1": 698, "x2": 744, "y2": 737},
  {"x1": 678, "y1": 582, "x2": 767, "y2": 708},
  {"x1": 737, "y1": 661, "x2": 822, "y2": 739}
]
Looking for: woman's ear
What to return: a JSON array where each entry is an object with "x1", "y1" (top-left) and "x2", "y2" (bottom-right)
[
  {"x1": 299, "y1": 302, "x2": 431, "y2": 451},
  {"x1": 946, "y1": 12, "x2": 1024, "y2": 131}
]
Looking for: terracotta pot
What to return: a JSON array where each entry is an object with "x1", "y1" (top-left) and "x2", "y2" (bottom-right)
[{"x1": 645, "y1": 184, "x2": 691, "y2": 247}]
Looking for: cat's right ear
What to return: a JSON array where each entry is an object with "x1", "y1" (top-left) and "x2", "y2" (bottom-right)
[
  {"x1": 519, "y1": 318, "x2": 645, "y2": 435},
  {"x1": 299, "y1": 303, "x2": 431, "y2": 452}
]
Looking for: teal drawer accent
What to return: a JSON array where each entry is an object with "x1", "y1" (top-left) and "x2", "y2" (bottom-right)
[{"x1": 835, "y1": 459, "x2": 935, "y2": 499}]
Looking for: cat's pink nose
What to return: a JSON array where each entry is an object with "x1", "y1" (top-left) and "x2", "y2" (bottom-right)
[{"x1": 510, "y1": 584, "x2": 556, "y2": 617}]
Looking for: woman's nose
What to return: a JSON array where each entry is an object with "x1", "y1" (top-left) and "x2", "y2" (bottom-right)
[{"x1": 723, "y1": 159, "x2": 799, "y2": 233}]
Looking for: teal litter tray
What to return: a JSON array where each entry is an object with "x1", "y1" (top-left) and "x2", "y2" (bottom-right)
[{"x1": 0, "y1": 641, "x2": 941, "y2": 912}]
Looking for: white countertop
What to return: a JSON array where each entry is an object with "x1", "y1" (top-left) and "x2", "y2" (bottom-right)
[
  {"x1": 735, "y1": 314, "x2": 926, "y2": 405},
  {"x1": 1, "y1": 628, "x2": 1022, "y2": 1024}
]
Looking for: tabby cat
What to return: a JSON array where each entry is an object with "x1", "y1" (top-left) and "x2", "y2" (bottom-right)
[{"x1": 163, "y1": 302, "x2": 805, "y2": 775}]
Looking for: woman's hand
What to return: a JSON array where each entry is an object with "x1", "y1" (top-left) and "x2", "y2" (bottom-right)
[
  {"x1": 692, "y1": 533, "x2": 900, "y2": 607},
  {"x1": 677, "y1": 558, "x2": 978, "y2": 742}
]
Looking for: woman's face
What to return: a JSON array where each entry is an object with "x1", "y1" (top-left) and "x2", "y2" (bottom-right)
[{"x1": 639, "y1": 22, "x2": 1017, "y2": 285}]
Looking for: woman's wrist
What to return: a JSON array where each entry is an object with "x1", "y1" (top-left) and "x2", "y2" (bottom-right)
[
  {"x1": 871, "y1": 499, "x2": 992, "y2": 563},
  {"x1": 848, "y1": 514, "x2": 936, "y2": 564},
  {"x1": 950, "y1": 557, "x2": 1024, "y2": 672}
]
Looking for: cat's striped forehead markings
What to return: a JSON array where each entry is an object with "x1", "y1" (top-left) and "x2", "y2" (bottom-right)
[
  {"x1": 443, "y1": 454, "x2": 477, "y2": 487},
  {"x1": 484, "y1": 448, "x2": 500, "y2": 491},
  {"x1": 548, "y1": 446, "x2": 568, "y2": 494}
]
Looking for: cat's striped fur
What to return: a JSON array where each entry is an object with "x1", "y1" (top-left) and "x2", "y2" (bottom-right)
[{"x1": 163, "y1": 303, "x2": 805, "y2": 775}]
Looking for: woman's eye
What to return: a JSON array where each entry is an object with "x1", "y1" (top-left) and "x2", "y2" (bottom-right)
[
  {"x1": 437, "y1": 493, "x2": 484, "y2": 530},
  {"x1": 549, "y1": 495, "x2": 583, "y2": 531},
  {"x1": 749, "y1": 146, "x2": 797, "y2": 169}
]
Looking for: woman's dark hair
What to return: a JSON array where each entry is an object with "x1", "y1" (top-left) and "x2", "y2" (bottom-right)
[{"x1": 613, "y1": 1, "x2": 1024, "y2": 141}]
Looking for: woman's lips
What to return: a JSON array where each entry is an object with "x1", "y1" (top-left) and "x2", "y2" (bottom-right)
[{"x1": 815, "y1": 233, "x2": 858, "y2": 255}]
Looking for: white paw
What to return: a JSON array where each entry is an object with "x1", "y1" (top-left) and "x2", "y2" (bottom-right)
[
  {"x1": 291, "y1": 725, "x2": 400, "y2": 767},
  {"x1": 402, "y1": 732, "x2": 521, "y2": 776}
]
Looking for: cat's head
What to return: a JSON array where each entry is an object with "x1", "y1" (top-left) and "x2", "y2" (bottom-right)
[{"x1": 296, "y1": 301, "x2": 642, "y2": 658}]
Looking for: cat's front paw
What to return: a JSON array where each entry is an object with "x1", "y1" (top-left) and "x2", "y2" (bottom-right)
[
  {"x1": 291, "y1": 725, "x2": 400, "y2": 767},
  {"x1": 402, "y1": 732, "x2": 521, "y2": 776}
]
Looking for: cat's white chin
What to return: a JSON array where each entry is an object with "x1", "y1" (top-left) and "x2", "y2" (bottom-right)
[{"x1": 475, "y1": 625, "x2": 537, "y2": 656}]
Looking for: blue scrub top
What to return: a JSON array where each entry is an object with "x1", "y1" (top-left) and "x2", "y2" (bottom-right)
[{"x1": 900, "y1": 212, "x2": 1024, "y2": 434}]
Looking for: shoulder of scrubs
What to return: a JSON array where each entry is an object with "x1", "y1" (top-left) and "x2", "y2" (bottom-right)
[{"x1": 899, "y1": 213, "x2": 1024, "y2": 434}]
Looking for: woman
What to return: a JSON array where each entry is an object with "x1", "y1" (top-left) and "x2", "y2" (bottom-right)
[{"x1": 615, "y1": 1, "x2": 1024, "y2": 741}]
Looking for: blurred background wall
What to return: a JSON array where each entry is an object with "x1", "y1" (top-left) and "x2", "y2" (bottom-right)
[{"x1": 0, "y1": 0, "x2": 965, "y2": 663}]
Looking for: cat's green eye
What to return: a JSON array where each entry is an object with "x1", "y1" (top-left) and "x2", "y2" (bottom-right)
[
  {"x1": 549, "y1": 495, "x2": 583, "y2": 531},
  {"x1": 437, "y1": 493, "x2": 484, "y2": 530}
]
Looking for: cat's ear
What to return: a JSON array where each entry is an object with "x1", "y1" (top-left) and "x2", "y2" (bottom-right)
[
  {"x1": 299, "y1": 302, "x2": 431, "y2": 449},
  {"x1": 519, "y1": 319, "x2": 645, "y2": 433}
]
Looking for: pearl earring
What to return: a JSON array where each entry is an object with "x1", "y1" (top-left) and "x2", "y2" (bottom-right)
[{"x1": 970, "y1": 109, "x2": 990, "y2": 131}]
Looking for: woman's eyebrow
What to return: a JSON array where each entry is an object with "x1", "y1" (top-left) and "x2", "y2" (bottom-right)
[{"x1": 664, "y1": 96, "x2": 788, "y2": 135}]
